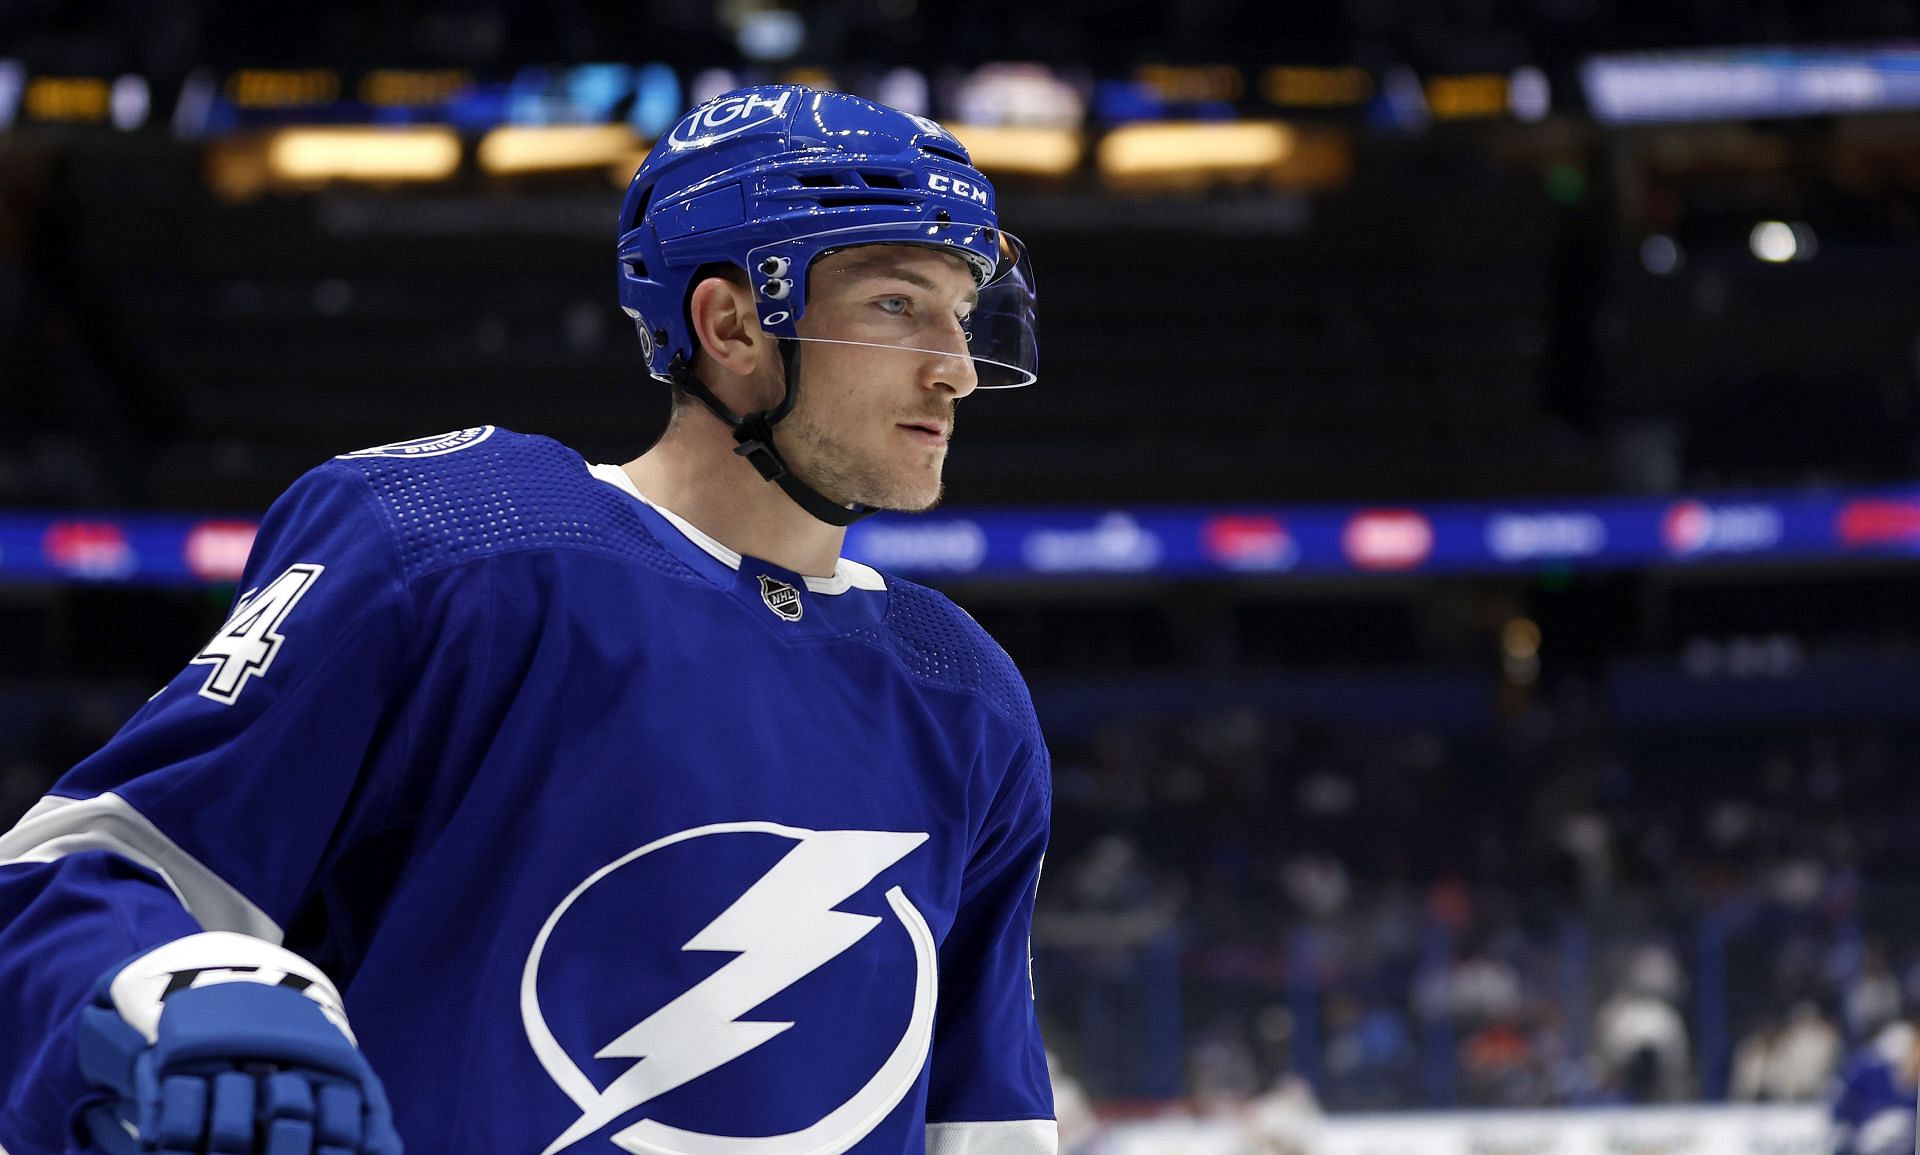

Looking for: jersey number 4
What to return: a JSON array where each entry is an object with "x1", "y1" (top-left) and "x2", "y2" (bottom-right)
[{"x1": 190, "y1": 563, "x2": 326, "y2": 705}]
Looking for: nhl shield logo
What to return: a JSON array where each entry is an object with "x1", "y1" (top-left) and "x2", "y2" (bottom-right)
[{"x1": 758, "y1": 574, "x2": 803, "y2": 621}]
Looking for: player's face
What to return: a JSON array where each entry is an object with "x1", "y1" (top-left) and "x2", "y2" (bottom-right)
[{"x1": 772, "y1": 245, "x2": 981, "y2": 513}]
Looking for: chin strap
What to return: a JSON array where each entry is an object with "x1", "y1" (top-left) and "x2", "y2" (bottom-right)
[{"x1": 670, "y1": 341, "x2": 877, "y2": 528}]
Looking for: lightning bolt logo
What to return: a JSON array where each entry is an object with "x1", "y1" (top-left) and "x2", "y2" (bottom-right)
[{"x1": 523, "y1": 823, "x2": 937, "y2": 1155}]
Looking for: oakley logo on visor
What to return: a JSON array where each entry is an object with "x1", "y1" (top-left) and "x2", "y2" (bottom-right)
[{"x1": 668, "y1": 90, "x2": 794, "y2": 151}]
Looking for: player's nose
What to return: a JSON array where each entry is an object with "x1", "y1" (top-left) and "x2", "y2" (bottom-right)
[{"x1": 921, "y1": 323, "x2": 978, "y2": 399}]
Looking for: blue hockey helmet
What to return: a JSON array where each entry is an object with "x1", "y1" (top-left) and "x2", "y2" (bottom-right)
[{"x1": 616, "y1": 85, "x2": 1037, "y2": 391}]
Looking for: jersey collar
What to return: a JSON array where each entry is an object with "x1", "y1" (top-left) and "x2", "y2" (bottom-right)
[{"x1": 588, "y1": 462, "x2": 885, "y2": 596}]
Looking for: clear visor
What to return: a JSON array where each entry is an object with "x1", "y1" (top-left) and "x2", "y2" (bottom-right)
[{"x1": 746, "y1": 222, "x2": 1038, "y2": 389}]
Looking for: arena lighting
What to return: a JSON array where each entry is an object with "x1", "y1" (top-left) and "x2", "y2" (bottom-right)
[
  {"x1": 1583, "y1": 45, "x2": 1920, "y2": 124},
  {"x1": 0, "y1": 61, "x2": 21, "y2": 128},
  {"x1": 478, "y1": 124, "x2": 642, "y2": 173},
  {"x1": 949, "y1": 64, "x2": 1084, "y2": 128},
  {"x1": 1502, "y1": 617, "x2": 1542, "y2": 685},
  {"x1": 1135, "y1": 64, "x2": 1245, "y2": 103},
  {"x1": 1640, "y1": 234, "x2": 1684, "y2": 275},
  {"x1": 1261, "y1": 66, "x2": 1374, "y2": 108},
  {"x1": 267, "y1": 127, "x2": 461, "y2": 182},
  {"x1": 1426, "y1": 73, "x2": 1508, "y2": 120},
  {"x1": 109, "y1": 75, "x2": 149, "y2": 131},
  {"x1": 1508, "y1": 66, "x2": 1551, "y2": 122},
  {"x1": 1096, "y1": 121, "x2": 1295, "y2": 181},
  {"x1": 1750, "y1": 221, "x2": 1795, "y2": 262},
  {"x1": 359, "y1": 69, "x2": 471, "y2": 107},
  {"x1": 736, "y1": 8, "x2": 805, "y2": 60},
  {"x1": 1749, "y1": 220, "x2": 1817, "y2": 262},
  {"x1": 945, "y1": 124, "x2": 1082, "y2": 176},
  {"x1": 226, "y1": 69, "x2": 341, "y2": 109},
  {"x1": 23, "y1": 76, "x2": 110, "y2": 123}
]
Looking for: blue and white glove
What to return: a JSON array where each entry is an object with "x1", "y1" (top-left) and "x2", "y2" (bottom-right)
[{"x1": 76, "y1": 931, "x2": 403, "y2": 1155}]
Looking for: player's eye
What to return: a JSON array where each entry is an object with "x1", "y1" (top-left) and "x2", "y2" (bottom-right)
[{"x1": 875, "y1": 296, "x2": 910, "y2": 316}]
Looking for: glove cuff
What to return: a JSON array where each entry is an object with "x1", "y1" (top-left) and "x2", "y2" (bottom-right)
[{"x1": 101, "y1": 930, "x2": 356, "y2": 1046}]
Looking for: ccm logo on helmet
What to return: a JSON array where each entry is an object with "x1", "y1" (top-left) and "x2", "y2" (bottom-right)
[
  {"x1": 927, "y1": 173, "x2": 990, "y2": 206},
  {"x1": 668, "y1": 90, "x2": 795, "y2": 151}
]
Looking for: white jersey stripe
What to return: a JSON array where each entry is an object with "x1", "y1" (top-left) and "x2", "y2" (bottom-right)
[
  {"x1": 927, "y1": 1119, "x2": 1058, "y2": 1154},
  {"x1": 0, "y1": 792, "x2": 281, "y2": 942}
]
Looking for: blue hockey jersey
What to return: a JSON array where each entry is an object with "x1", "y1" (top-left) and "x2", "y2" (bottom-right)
[
  {"x1": 0, "y1": 427, "x2": 1055, "y2": 1154},
  {"x1": 1831, "y1": 1025, "x2": 1918, "y2": 1155}
]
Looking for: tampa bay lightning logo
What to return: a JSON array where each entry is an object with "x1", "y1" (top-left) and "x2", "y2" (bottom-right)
[
  {"x1": 522, "y1": 822, "x2": 936, "y2": 1155},
  {"x1": 335, "y1": 426, "x2": 494, "y2": 459}
]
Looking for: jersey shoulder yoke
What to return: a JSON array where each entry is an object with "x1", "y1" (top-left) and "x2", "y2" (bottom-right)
[
  {"x1": 323, "y1": 425, "x2": 700, "y2": 585},
  {"x1": 851, "y1": 576, "x2": 1039, "y2": 738}
]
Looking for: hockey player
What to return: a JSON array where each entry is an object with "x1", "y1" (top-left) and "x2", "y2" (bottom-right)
[
  {"x1": 0, "y1": 85, "x2": 1052, "y2": 1154},
  {"x1": 1829, "y1": 1016, "x2": 1920, "y2": 1155}
]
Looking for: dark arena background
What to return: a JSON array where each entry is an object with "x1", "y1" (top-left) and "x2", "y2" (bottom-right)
[{"x1": 7, "y1": 2, "x2": 1920, "y2": 1152}]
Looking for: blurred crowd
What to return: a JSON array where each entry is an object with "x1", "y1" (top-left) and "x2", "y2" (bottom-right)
[{"x1": 1037, "y1": 699, "x2": 1920, "y2": 1110}]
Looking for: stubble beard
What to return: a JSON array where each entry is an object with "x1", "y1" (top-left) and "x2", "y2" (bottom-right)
[{"x1": 780, "y1": 411, "x2": 947, "y2": 514}]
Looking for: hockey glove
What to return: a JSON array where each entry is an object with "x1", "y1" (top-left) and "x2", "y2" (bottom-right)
[{"x1": 76, "y1": 931, "x2": 402, "y2": 1155}]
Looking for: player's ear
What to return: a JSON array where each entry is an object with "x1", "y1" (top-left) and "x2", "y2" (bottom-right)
[{"x1": 687, "y1": 273, "x2": 768, "y2": 379}]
